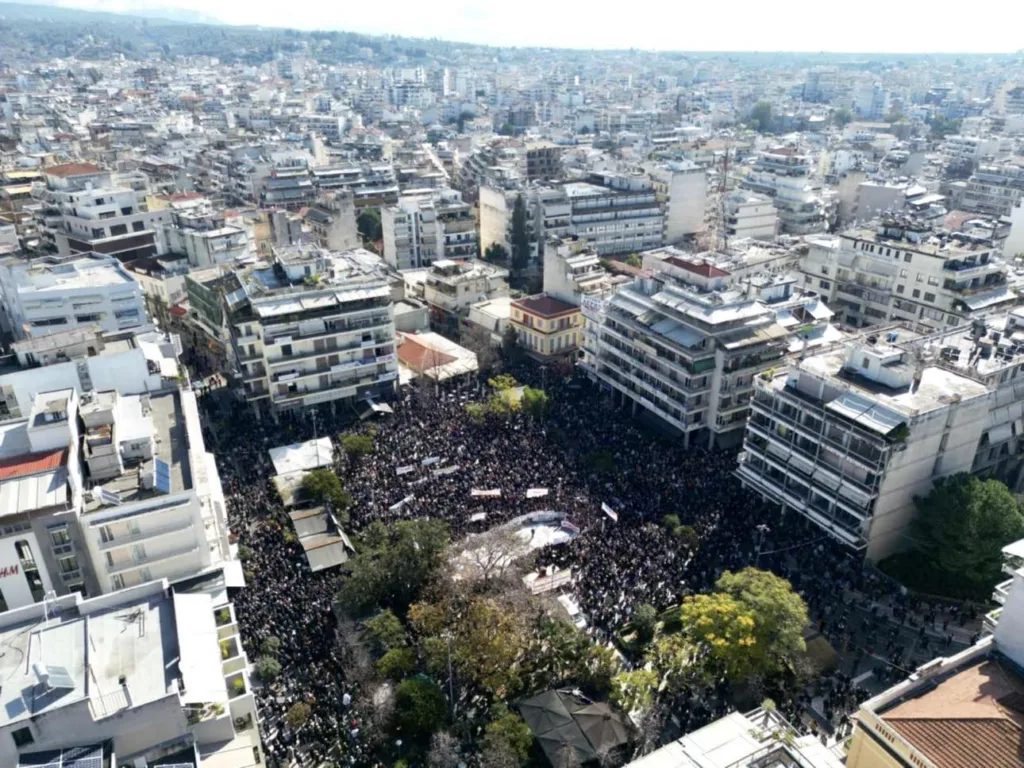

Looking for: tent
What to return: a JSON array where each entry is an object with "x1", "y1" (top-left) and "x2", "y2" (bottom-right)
[
  {"x1": 535, "y1": 722, "x2": 598, "y2": 767},
  {"x1": 573, "y1": 703, "x2": 631, "y2": 755},
  {"x1": 520, "y1": 690, "x2": 577, "y2": 734},
  {"x1": 519, "y1": 690, "x2": 630, "y2": 767}
]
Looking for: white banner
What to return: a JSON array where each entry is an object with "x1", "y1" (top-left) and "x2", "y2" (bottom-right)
[
  {"x1": 395, "y1": 465, "x2": 416, "y2": 476},
  {"x1": 471, "y1": 489, "x2": 502, "y2": 498},
  {"x1": 601, "y1": 502, "x2": 618, "y2": 522},
  {"x1": 388, "y1": 494, "x2": 415, "y2": 512},
  {"x1": 469, "y1": 512, "x2": 487, "y2": 522},
  {"x1": 432, "y1": 465, "x2": 460, "y2": 477},
  {"x1": 421, "y1": 456, "x2": 441, "y2": 467},
  {"x1": 526, "y1": 488, "x2": 549, "y2": 499}
]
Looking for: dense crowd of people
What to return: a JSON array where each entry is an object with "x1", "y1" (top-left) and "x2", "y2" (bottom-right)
[{"x1": 201, "y1": 366, "x2": 982, "y2": 767}]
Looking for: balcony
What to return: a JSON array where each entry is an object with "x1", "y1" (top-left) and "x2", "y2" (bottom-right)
[
  {"x1": 98, "y1": 518, "x2": 195, "y2": 552},
  {"x1": 267, "y1": 337, "x2": 391, "y2": 367},
  {"x1": 106, "y1": 542, "x2": 200, "y2": 575},
  {"x1": 984, "y1": 607, "x2": 1003, "y2": 634},
  {"x1": 993, "y1": 578, "x2": 1013, "y2": 605}
]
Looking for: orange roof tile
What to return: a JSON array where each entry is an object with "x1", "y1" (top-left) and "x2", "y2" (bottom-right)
[
  {"x1": 45, "y1": 162, "x2": 102, "y2": 177},
  {"x1": 0, "y1": 447, "x2": 68, "y2": 481}
]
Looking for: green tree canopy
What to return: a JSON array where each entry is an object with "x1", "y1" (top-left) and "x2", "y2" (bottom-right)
[
  {"x1": 285, "y1": 701, "x2": 311, "y2": 729},
  {"x1": 363, "y1": 608, "x2": 408, "y2": 655},
  {"x1": 522, "y1": 386, "x2": 549, "y2": 419},
  {"x1": 394, "y1": 676, "x2": 447, "y2": 738},
  {"x1": 484, "y1": 242, "x2": 510, "y2": 264},
  {"x1": 749, "y1": 101, "x2": 774, "y2": 133},
  {"x1": 255, "y1": 656, "x2": 282, "y2": 681},
  {"x1": 832, "y1": 107, "x2": 853, "y2": 128},
  {"x1": 301, "y1": 468, "x2": 352, "y2": 511},
  {"x1": 913, "y1": 473, "x2": 1024, "y2": 588},
  {"x1": 678, "y1": 592, "x2": 757, "y2": 681},
  {"x1": 610, "y1": 668, "x2": 658, "y2": 714},
  {"x1": 510, "y1": 194, "x2": 530, "y2": 274},
  {"x1": 335, "y1": 519, "x2": 450, "y2": 615},
  {"x1": 357, "y1": 208, "x2": 382, "y2": 242},
  {"x1": 625, "y1": 253, "x2": 642, "y2": 269},
  {"x1": 633, "y1": 603, "x2": 659, "y2": 645},
  {"x1": 483, "y1": 709, "x2": 534, "y2": 765},
  {"x1": 340, "y1": 432, "x2": 373, "y2": 460},
  {"x1": 715, "y1": 567, "x2": 808, "y2": 675}
]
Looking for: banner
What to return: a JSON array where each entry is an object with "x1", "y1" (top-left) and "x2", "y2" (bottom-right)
[
  {"x1": 421, "y1": 456, "x2": 441, "y2": 467},
  {"x1": 388, "y1": 494, "x2": 414, "y2": 512},
  {"x1": 432, "y1": 465, "x2": 460, "y2": 477},
  {"x1": 601, "y1": 502, "x2": 619, "y2": 522},
  {"x1": 526, "y1": 488, "x2": 549, "y2": 499},
  {"x1": 471, "y1": 489, "x2": 502, "y2": 498},
  {"x1": 560, "y1": 520, "x2": 581, "y2": 536},
  {"x1": 469, "y1": 512, "x2": 487, "y2": 522},
  {"x1": 395, "y1": 465, "x2": 416, "y2": 476}
]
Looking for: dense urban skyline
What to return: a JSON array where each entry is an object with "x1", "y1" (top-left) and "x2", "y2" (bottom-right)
[{"x1": 24, "y1": 0, "x2": 1024, "y2": 54}]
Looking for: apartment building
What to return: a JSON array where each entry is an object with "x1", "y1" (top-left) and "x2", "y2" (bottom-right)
[
  {"x1": 542, "y1": 236, "x2": 613, "y2": 306},
  {"x1": 523, "y1": 141, "x2": 563, "y2": 182},
  {"x1": 305, "y1": 189, "x2": 360, "y2": 251},
  {"x1": 740, "y1": 147, "x2": 830, "y2": 235},
  {"x1": 0, "y1": 581, "x2": 262, "y2": 768},
  {"x1": 382, "y1": 189, "x2": 476, "y2": 270},
  {"x1": 736, "y1": 334, "x2": 990, "y2": 560},
  {"x1": 723, "y1": 191, "x2": 779, "y2": 241},
  {"x1": 32, "y1": 163, "x2": 167, "y2": 262},
  {"x1": 423, "y1": 258, "x2": 509, "y2": 328},
  {"x1": 962, "y1": 161, "x2": 1024, "y2": 217},
  {"x1": 228, "y1": 246, "x2": 399, "y2": 414},
  {"x1": 580, "y1": 253, "x2": 799, "y2": 449},
  {"x1": 648, "y1": 160, "x2": 707, "y2": 243},
  {"x1": 939, "y1": 134, "x2": 1006, "y2": 166},
  {"x1": 846, "y1": 549, "x2": 1024, "y2": 768},
  {"x1": 802, "y1": 217, "x2": 1016, "y2": 334},
  {"x1": 0, "y1": 256, "x2": 150, "y2": 340}
]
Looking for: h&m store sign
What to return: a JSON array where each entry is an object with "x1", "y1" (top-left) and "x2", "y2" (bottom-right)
[{"x1": 0, "y1": 565, "x2": 20, "y2": 578}]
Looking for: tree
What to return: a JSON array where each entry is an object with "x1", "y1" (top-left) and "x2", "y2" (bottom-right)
[
  {"x1": 363, "y1": 608, "x2": 408, "y2": 655},
  {"x1": 498, "y1": 122, "x2": 515, "y2": 136},
  {"x1": 452, "y1": 596, "x2": 526, "y2": 694},
  {"x1": 583, "y1": 644, "x2": 621, "y2": 695},
  {"x1": 928, "y1": 115, "x2": 962, "y2": 140},
  {"x1": 912, "y1": 473, "x2": 1024, "y2": 589},
  {"x1": 610, "y1": 669, "x2": 658, "y2": 715},
  {"x1": 832, "y1": 107, "x2": 853, "y2": 128},
  {"x1": 255, "y1": 656, "x2": 282, "y2": 681},
  {"x1": 715, "y1": 567, "x2": 808, "y2": 675},
  {"x1": 465, "y1": 402, "x2": 488, "y2": 424},
  {"x1": 340, "y1": 432, "x2": 373, "y2": 460},
  {"x1": 285, "y1": 701, "x2": 311, "y2": 729},
  {"x1": 301, "y1": 468, "x2": 352, "y2": 511},
  {"x1": 335, "y1": 520, "x2": 451, "y2": 615},
  {"x1": 483, "y1": 710, "x2": 533, "y2": 765},
  {"x1": 633, "y1": 603, "x2": 658, "y2": 645},
  {"x1": 749, "y1": 101, "x2": 774, "y2": 133},
  {"x1": 625, "y1": 253, "x2": 642, "y2": 269},
  {"x1": 501, "y1": 325, "x2": 519, "y2": 357},
  {"x1": 489, "y1": 373, "x2": 519, "y2": 390},
  {"x1": 260, "y1": 636, "x2": 281, "y2": 656},
  {"x1": 645, "y1": 633, "x2": 695, "y2": 690},
  {"x1": 357, "y1": 208, "x2": 382, "y2": 243},
  {"x1": 484, "y1": 242, "x2": 510, "y2": 265},
  {"x1": 510, "y1": 194, "x2": 531, "y2": 275},
  {"x1": 522, "y1": 386, "x2": 549, "y2": 419},
  {"x1": 427, "y1": 731, "x2": 461, "y2": 768},
  {"x1": 394, "y1": 677, "x2": 446, "y2": 738},
  {"x1": 460, "y1": 325, "x2": 499, "y2": 373},
  {"x1": 377, "y1": 647, "x2": 416, "y2": 680},
  {"x1": 457, "y1": 527, "x2": 525, "y2": 587},
  {"x1": 678, "y1": 592, "x2": 757, "y2": 681}
]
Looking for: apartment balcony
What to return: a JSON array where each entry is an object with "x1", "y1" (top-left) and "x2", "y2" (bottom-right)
[
  {"x1": 941, "y1": 259, "x2": 999, "y2": 277},
  {"x1": 273, "y1": 369, "x2": 396, "y2": 406},
  {"x1": 993, "y1": 578, "x2": 1013, "y2": 605},
  {"x1": 267, "y1": 337, "x2": 391, "y2": 367},
  {"x1": 271, "y1": 352, "x2": 390, "y2": 384},
  {"x1": 984, "y1": 607, "x2": 1003, "y2": 634},
  {"x1": 264, "y1": 312, "x2": 392, "y2": 346},
  {"x1": 98, "y1": 517, "x2": 195, "y2": 551},
  {"x1": 106, "y1": 542, "x2": 200, "y2": 575}
]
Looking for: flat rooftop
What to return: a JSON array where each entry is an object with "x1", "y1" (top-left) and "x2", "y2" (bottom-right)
[
  {"x1": 18, "y1": 261, "x2": 136, "y2": 292},
  {"x1": 84, "y1": 392, "x2": 191, "y2": 513},
  {"x1": 0, "y1": 589, "x2": 178, "y2": 728}
]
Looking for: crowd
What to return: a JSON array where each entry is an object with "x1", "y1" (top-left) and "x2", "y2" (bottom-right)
[{"x1": 201, "y1": 366, "x2": 982, "y2": 767}]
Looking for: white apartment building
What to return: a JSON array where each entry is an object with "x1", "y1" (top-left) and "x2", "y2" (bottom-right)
[
  {"x1": 229, "y1": 246, "x2": 399, "y2": 414},
  {"x1": 0, "y1": 581, "x2": 263, "y2": 768},
  {"x1": 32, "y1": 163, "x2": 167, "y2": 262},
  {"x1": 962, "y1": 162, "x2": 1024, "y2": 217},
  {"x1": 581, "y1": 253, "x2": 801, "y2": 449},
  {"x1": 648, "y1": 161, "x2": 707, "y2": 243},
  {"x1": 382, "y1": 189, "x2": 476, "y2": 270},
  {"x1": 723, "y1": 191, "x2": 778, "y2": 241},
  {"x1": 542, "y1": 236, "x2": 612, "y2": 306},
  {"x1": 802, "y1": 217, "x2": 1015, "y2": 333},
  {"x1": 305, "y1": 189, "x2": 360, "y2": 251},
  {"x1": 0, "y1": 333, "x2": 232, "y2": 607},
  {"x1": 423, "y1": 258, "x2": 509, "y2": 328},
  {"x1": 740, "y1": 147, "x2": 830, "y2": 235},
  {"x1": 736, "y1": 335, "x2": 990, "y2": 560},
  {"x1": 940, "y1": 134, "x2": 1007, "y2": 166},
  {"x1": 0, "y1": 256, "x2": 150, "y2": 340}
]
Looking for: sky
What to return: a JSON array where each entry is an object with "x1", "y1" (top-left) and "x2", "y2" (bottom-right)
[{"x1": 44, "y1": 0, "x2": 1024, "y2": 54}]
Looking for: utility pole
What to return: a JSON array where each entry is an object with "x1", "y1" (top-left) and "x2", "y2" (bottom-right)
[{"x1": 755, "y1": 523, "x2": 770, "y2": 566}]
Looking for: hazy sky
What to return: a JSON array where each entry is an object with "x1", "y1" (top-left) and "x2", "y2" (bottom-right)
[{"x1": 48, "y1": 0, "x2": 1024, "y2": 54}]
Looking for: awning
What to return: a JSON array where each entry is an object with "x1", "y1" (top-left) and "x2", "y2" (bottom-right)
[
  {"x1": 987, "y1": 423, "x2": 1013, "y2": 444},
  {"x1": 172, "y1": 592, "x2": 227, "y2": 704}
]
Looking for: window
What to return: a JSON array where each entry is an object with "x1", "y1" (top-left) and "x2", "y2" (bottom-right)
[
  {"x1": 900, "y1": 269, "x2": 908, "y2": 278},
  {"x1": 924, "y1": 292, "x2": 936, "y2": 303},
  {"x1": 281, "y1": 344, "x2": 293, "y2": 357},
  {"x1": 120, "y1": 207, "x2": 133, "y2": 215},
  {"x1": 912, "y1": 289, "x2": 921, "y2": 298},
  {"x1": 58, "y1": 555, "x2": 79, "y2": 575},
  {"x1": 819, "y1": 280, "x2": 831, "y2": 290},
  {"x1": 927, "y1": 276, "x2": 940, "y2": 286},
  {"x1": 916, "y1": 273, "x2": 924, "y2": 283},
  {"x1": 132, "y1": 221, "x2": 145, "y2": 232},
  {"x1": 11, "y1": 727, "x2": 33, "y2": 748},
  {"x1": 821, "y1": 266, "x2": 829, "y2": 275},
  {"x1": 896, "y1": 285, "x2": 905, "y2": 294},
  {"x1": 109, "y1": 224, "x2": 128, "y2": 237},
  {"x1": 904, "y1": 253, "x2": 912, "y2": 262},
  {"x1": 111, "y1": 574, "x2": 125, "y2": 590},
  {"x1": 49, "y1": 528, "x2": 71, "y2": 547}
]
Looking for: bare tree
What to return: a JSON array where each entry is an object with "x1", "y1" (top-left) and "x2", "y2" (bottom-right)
[
  {"x1": 457, "y1": 527, "x2": 526, "y2": 588},
  {"x1": 427, "y1": 731, "x2": 461, "y2": 768},
  {"x1": 631, "y1": 702, "x2": 666, "y2": 760},
  {"x1": 460, "y1": 324, "x2": 499, "y2": 374}
]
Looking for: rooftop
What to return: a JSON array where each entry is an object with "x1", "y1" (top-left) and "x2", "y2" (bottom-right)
[
  {"x1": 84, "y1": 392, "x2": 191, "y2": 513},
  {"x1": 0, "y1": 584, "x2": 178, "y2": 728},
  {"x1": 512, "y1": 294, "x2": 578, "y2": 318},
  {"x1": 44, "y1": 162, "x2": 103, "y2": 178}
]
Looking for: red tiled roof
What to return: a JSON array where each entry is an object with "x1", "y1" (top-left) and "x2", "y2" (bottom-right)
[
  {"x1": 885, "y1": 719, "x2": 1024, "y2": 768},
  {"x1": 45, "y1": 162, "x2": 102, "y2": 177},
  {"x1": 664, "y1": 255, "x2": 730, "y2": 278},
  {"x1": 0, "y1": 447, "x2": 68, "y2": 481},
  {"x1": 398, "y1": 336, "x2": 456, "y2": 372},
  {"x1": 169, "y1": 302, "x2": 189, "y2": 317},
  {"x1": 512, "y1": 294, "x2": 578, "y2": 318}
]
